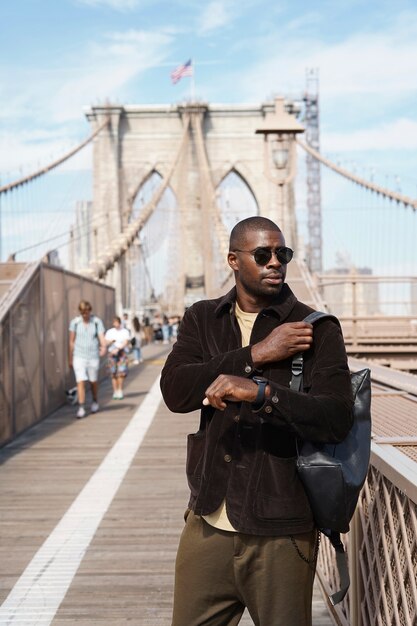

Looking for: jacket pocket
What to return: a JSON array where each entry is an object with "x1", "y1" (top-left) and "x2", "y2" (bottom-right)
[
  {"x1": 253, "y1": 452, "x2": 311, "y2": 521},
  {"x1": 186, "y1": 432, "x2": 205, "y2": 497}
]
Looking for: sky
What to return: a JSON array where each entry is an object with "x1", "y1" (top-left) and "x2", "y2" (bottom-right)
[{"x1": 0, "y1": 0, "x2": 416, "y2": 283}]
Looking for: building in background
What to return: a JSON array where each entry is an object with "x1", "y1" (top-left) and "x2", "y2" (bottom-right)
[{"x1": 69, "y1": 201, "x2": 93, "y2": 272}]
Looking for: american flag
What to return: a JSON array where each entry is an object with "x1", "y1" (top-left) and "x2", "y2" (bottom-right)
[{"x1": 171, "y1": 59, "x2": 193, "y2": 84}]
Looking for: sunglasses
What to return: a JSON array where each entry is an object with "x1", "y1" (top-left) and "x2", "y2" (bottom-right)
[{"x1": 232, "y1": 246, "x2": 294, "y2": 266}]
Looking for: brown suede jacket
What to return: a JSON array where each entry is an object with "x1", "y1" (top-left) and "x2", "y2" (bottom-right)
[{"x1": 160, "y1": 284, "x2": 353, "y2": 536}]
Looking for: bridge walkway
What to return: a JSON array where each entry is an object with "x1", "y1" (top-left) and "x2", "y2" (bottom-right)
[{"x1": 0, "y1": 342, "x2": 334, "y2": 625}]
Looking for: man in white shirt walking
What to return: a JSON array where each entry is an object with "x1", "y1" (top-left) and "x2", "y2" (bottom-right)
[{"x1": 69, "y1": 300, "x2": 106, "y2": 418}]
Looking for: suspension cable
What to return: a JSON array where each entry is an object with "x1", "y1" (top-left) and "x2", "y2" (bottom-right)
[
  {"x1": 296, "y1": 138, "x2": 417, "y2": 211},
  {"x1": 192, "y1": 110, "x2": 232, "y2": 292},
  {"x1": 81, "y1": 114, "x2": 191, "y2": 280},
  {"x1": 0, "y1": 117, "x2": 110, "y2": 195}
]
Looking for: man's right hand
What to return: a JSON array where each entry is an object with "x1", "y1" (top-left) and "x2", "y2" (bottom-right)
[{"x1": 251, "y1": 321, "x2": 313, "y2": 367}]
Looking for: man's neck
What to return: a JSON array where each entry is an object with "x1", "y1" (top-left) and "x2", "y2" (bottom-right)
[{"x1": 235, "y1": 292, "x2": 280, "y2": 313}]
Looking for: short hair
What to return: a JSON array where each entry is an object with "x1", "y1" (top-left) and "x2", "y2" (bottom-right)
[
  {"x1": 229, "y1": 217, "x2": 281, "y2": 250},
  {"x1": 113, "y1": 316, "x2": 121, "y2": 324},
  {"x1": 78, "y1": 300, "x2": 92, "y2": 312}
]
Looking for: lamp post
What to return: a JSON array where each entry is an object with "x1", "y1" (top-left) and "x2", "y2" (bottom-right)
[{"x1": 255, "y1": 96, "x2": 304, "y2": 246}]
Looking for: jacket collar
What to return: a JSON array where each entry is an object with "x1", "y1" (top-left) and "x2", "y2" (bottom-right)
[{"x1": 214, "y1": 283, "x2": 298, "y2": 322}]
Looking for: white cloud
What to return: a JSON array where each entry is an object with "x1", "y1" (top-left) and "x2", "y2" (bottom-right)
[
  {"x1": 198, "y1": 1, "x2": 231, "y2": 34},
  {"x1": 48, "y1": 29, "x2": 173, "y2": 122},
  {"x1": 0, "y1": 26, "x2": 174, "y2": 178},
  {"x1": 236, "y1": 12, "x2": 417, "y2": 103}
]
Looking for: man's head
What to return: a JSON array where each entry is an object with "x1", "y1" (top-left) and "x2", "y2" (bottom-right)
[
  {"x1": 78, "y1": 300, "x2": 92, "y2": 321},
  {"x1": 228, "y1": 217, "x2": 293, "y2": 310},
  {"x1": 113, "y1": 316, "x2": 122, "y2": 329}
]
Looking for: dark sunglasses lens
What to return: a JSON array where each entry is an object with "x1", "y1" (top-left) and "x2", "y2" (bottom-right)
[
  {"x1": 253, "y1": 249, "x2": 272, "y2": 265},
  {"x1": 253, "y1": 247, "x2": 293, "y2": 265},
  {"x1": 277, "y1": 247, "x2": 293, "y2": 264}
]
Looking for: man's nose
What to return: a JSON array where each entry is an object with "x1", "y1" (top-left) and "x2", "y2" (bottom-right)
[{"x1": 266, "y1": 250, "x2": 282, "y2": 267}]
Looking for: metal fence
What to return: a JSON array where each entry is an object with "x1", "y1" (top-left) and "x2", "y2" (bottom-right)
[
  {"x1": 317, "y1": 444, "x2": 417, "y2": 626},
  {"x1": 0, "y1": 262, "x2": 115, "y2": 446}
]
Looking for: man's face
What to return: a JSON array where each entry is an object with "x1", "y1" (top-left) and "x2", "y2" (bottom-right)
[
  {"x1": 228, "y1": 229, "x2": 288, "y2": 301},
  {"x1": 80, "y1": 307, "x2": 91, "y2": 321}
]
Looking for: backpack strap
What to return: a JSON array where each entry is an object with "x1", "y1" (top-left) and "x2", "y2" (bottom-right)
[
  {"x1": 327, "y1": 531, "x2": 350, "y2": 605},
  {"x1": 74, "y1": 316, "x2": 99, "y2": 339},
  {"x1": 290, "y1": 312, "x2": 336, "y2": 391},
  {"x1": 290, "y1": 311, "x2": 331, "y2": 438}
]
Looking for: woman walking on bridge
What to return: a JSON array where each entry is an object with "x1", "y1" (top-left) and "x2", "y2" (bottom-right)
[{"x1": 105, "y1": 316, "x2": 130, "y2": 399}]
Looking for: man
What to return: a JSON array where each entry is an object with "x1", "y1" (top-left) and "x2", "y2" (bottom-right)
[
  {"x1": 160, "y1": 216, "x2": 353, "y2": 626},
  {"x1": 69, "y1": 300, "x2": 107, "y2": 418}
]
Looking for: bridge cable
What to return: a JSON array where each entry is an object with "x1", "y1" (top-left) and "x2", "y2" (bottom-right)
[
  {"x1": 81, "y1": 114, "x2": 191, "y2": 280},
  {"x1": 0, "y1": 117, "x2": 110, "y2": 195},
  {"x1": 191, "y1": 110, "x2": 232, "y2": 293},
  {"x1": 296, "y1": 138, "x2": 417, "y2": 211}
]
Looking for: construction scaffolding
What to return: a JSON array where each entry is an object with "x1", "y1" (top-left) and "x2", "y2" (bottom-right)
[{"x1": 303, "y1": 68, "x2": 322, "y2": 273}]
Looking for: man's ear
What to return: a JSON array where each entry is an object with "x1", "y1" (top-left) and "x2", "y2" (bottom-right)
[{"x1": 228, "y1": 252, "x2": 238, "y2": 271}]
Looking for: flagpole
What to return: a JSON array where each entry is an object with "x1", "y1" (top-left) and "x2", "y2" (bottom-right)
[{"x1": 191, "y1": 60, "x2": 195, "y2": 102}]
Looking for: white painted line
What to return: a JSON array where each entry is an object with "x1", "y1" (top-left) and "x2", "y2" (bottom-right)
[{"x1": 0, "y1": 375, "x2": 163, "y2": 626}]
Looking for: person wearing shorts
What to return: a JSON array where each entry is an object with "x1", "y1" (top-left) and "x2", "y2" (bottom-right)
[
  {"x1": 69, "y1": 300, "x2": 106, "y2": 418},
  {"x1": 105, "y1": 316, "x2": 130, "y2": 399}
]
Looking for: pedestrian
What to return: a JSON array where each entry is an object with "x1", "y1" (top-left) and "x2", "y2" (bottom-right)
[
  {"x1": 68, "y1": 300, "x2": 106, "y2": 419},
  {"x1": 122, "y1": 312, "x2": 131, "y2": 332},
  {"x1": 152, "y1": 314, "x2": 163, "y2": 342},
  {"x1": 160, "y1": 216, "x2": 353, "y2": 626},
  {"x1": 131, "y1": 316, "x2": 144, "y2": 364},
  {"x1": 105, "y1": 316, "x2": 130, "y2": 399},
  {"x1": 162, "y1": 314, "x2": 170, "y2": 344}
]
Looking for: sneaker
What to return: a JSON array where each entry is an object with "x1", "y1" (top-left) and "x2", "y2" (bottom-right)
[
  {"x1": 112, "y1": 392, "x2": 119, "y2": 400},
  {"x1": 133, "y1": 360, "x2": 139, "y2": 365},
  {"x1": 76, "y1": 406, "x2": 86, "y2": 419},
  {"x1": 91, "y1": 401, "x2": 99, "y2": 413},
  {"x1": 119, "y1": 391, "x2": 124, "y2": 399}
]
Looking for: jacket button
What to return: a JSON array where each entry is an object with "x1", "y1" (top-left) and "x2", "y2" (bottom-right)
[
  {"x1": 224, "y1": 454, "x2": 232, "y2": 462},
  {"x1": 244, "y1": 365, "x2": 251, "y2": 373},
  {"x1": 271, "y1": 395, "x2": 279, "y2": 403},
  {"x1": 265, "y1": 406, "x2": 273, "y2": 414},
  {"x1": 234, "y1": 415, "x2": 240, "y2": 422}
]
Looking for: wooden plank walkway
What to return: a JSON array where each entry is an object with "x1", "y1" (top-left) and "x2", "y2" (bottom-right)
[{"x1": 0, "y1": 343, "x2": 334, "y2": 625}]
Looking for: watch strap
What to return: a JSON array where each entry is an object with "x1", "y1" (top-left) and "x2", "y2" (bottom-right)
[{"x1": 253, "y1": 377, "x2": 268, "y2": 408}]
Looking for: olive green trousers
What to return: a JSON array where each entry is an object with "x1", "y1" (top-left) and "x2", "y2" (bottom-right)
[{"x1": 171, "y1": 510, "x2": 317, "y2": 626}]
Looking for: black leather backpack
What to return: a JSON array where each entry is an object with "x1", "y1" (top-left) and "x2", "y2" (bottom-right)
[{"x1": 290, "y1": 311, "x2": 372, "y2": 605}]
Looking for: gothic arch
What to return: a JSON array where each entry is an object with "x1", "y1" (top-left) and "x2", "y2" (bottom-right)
[
  {"x1": 214, "y1": 163, "x2": 260, "y2": 210},
  {"x1": 216, "y1": 168, "x2": 259, "y2": 233},
  {"x1": 130, "y1": 169, "x2": 177, "y2": 221},
  {"x1": 127, "y1": 164, "x2": 172, "y2": 210}
]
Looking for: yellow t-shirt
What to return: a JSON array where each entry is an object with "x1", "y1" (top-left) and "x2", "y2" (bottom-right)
[{"x1": 203, "y1": 302, "x2": 258, "y2": 532}]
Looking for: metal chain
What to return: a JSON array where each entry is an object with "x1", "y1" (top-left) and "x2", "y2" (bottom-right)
[{"x1": 290, "y1": 530, "x2": 321, "y2": 570}]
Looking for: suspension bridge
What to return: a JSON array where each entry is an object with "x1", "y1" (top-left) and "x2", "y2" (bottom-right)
[{"x1": 0, "y1": 91, "x2": 416, "y2": 626}]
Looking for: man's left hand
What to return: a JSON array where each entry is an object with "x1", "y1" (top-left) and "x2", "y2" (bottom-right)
[{"x1": 203, "y1": 375, "x2": 260, "y2": 410}]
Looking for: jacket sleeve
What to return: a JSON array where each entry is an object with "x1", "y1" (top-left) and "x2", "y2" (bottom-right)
[
  {"x1": 256, "y1": 319, "x2": 354, "y2": 443},
  {"x1": 160, "y1": 305, "x2": 253, "y2": 413}
]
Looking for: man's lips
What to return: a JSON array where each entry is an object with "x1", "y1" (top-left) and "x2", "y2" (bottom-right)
[{"x1": 263, "y1": 273, "x2": 283, "y2": 284}]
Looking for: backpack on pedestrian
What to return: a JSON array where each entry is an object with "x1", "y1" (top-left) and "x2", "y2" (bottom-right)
[{"x1": 290, "y1": 311, "x2": 372, "y2": 605}]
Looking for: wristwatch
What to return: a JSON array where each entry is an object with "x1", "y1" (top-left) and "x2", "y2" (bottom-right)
[{"x1": 252, "y1": 376, "x2": 268, "y2": 408}]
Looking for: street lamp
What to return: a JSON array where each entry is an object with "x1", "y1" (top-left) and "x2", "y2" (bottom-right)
[
  {"x1": 255, "y1": 96, "x2": 304, "y2": 185},
  {"x1": 255, "y1": 96, "x2": 304, "y2": 248}
]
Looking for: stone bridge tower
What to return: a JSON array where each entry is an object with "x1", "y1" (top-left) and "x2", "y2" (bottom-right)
[{"x1": 86, "y1": 98, "x2": 304, "y2": 312}]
